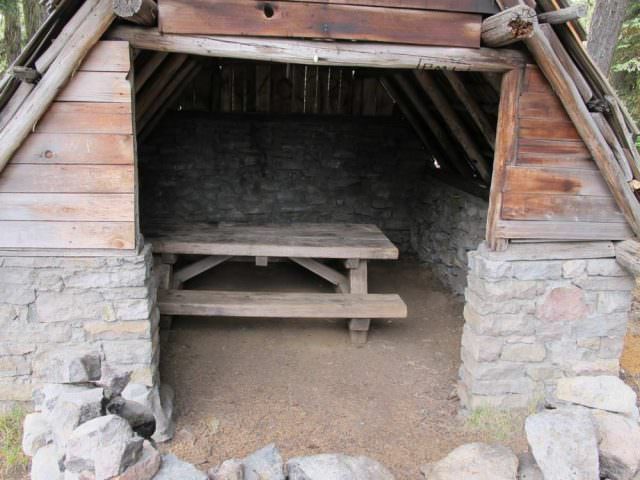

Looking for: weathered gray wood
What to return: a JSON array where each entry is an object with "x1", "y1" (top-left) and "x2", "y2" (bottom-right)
[
  {"x1": 348, "y1": 260, "x2": 370, "y2": 344},
  {"x1": 496, "y1": 219, "x2": 632, "y2": 240},
  {"x1": 147, "y1": 223, "x2": 399, "y2": 259},
  {"x1": 538, "y1": 3, "x2": 587, "y2": 24},
  {"x1": 105, "y1": 25, "x2": 529, "y2": 72},
  {"x1": 158, "y1": 290, "x2": 408, "y2": 319},
  {"x1": 479, "y1": 240, "x2": 615, "y2": 261},
  {"x1": 113, "y1": 0, "x2": 157, "y2": 26},
  {"x1": 173, "y1": 255, "x2": 232, "y2": 284},
  {"x1": 615, "y1": 239, "x2": 640, "y2": 276},
  {"x1": 290, "y1": 257, "x2": 348, "y2": 290},
  {"x1": 482, "y1": 4, "x2": 537, "y2": 47},
  {"x1": 255, "y1": 256, "x2": 268, "y2": 267},
  {"x1": 0, "y1": 0, "x2": 115, "y2": 175}
]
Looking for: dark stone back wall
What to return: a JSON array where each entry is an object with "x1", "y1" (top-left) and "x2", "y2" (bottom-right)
[{"x1": 138, "y1": 113, "x2": 427, "y2": 252}]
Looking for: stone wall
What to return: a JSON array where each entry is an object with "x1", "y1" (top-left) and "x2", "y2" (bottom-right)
[
  {"x1": 0, "y1": 246, "x2": 160, "y2": 413},
  {"x1": 459, "y1": 241, "x2": 634, "y2": 410},
  {"x1": 138, "y1": 113, "x2": 426, "y2": 252},
  {"x1": 410, "y1": 177, "x2": 488, "y2": 294}
]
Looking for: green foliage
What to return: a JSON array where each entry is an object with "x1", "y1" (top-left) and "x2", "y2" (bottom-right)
[
  {"x1": 611, "y1": 3, "x2": 640, "y2": 122},
  {"x1": 0, "y1": 406, "x2": 29, "y2": 475}
]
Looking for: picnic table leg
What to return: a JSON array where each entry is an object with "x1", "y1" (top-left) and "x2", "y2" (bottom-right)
[
  {"x1": 348, "y1": 259, "x2": 370, "y2": 345},
  {"x1": 156, "y1": 253, "x2": 179, "y2": 330}
]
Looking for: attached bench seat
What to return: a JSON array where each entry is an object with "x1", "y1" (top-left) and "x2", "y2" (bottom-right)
[{"x1": 158, "y1": 290, "x2": 408, "y2": 319}]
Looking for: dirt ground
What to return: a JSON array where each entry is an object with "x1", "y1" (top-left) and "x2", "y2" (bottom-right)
[{"x1": 158, "y1": 260, "x2": 528, "y2": 478}]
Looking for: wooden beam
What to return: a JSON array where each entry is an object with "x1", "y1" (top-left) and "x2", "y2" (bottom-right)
[
  {"x1": 114, "y1": 0, "x2": 158, "y2": 26},
  {"x1": 105, "y1": 25, "x2": 529, "y2": 72},
  {"x1": 290, "y1": 257, "x2": 349, "y2": 290},
  {"x1": 442, "y1": 71, "x2": 496, "y2": 149},
  {"x1": 414, "y1": 70, "x2": 491, "y2": 182},
  {"x1": 538, "y1": 3, "x2": 587, "y2": 24},
  {"x1": 486, "y1": 68, "x2": 523, "y2": 251},
  {"x1": 0, "y1": 0, "x2": 115, "y2": 175},
  {"x1": 173, "y1": 255, "x2": 232, "y2": 285},
  {"x1": 615, "y1": 239, "x2": 640, "y2": 277},
  {"x1": 523, "y1": 26, "x2": 640, "y2": 237},
  {"x1": 135, "y1": 51, "x2": 168, "y2": 93},
  {"x1": 136, "y1": 53, "x2": 188, "y2": 123},
  {"x1": 482, "y1": 4, "x2": 537, "y2": 47}
]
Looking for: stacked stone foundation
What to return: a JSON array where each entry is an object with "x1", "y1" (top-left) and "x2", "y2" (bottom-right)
[
  {"x1": 459, "y1": 241, "x2": 634, "y2": 410},
  {"x1": 0, "y1": 245, "x2": 162, "y2": 415}
]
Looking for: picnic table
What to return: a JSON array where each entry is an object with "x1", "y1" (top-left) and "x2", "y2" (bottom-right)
[{"x1": 147, "y1": 223, "x2": 407, "y2": 343}]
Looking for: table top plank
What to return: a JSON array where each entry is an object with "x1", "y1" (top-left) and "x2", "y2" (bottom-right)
[{"x1": 145, "y1": 223, "x2": 399, "y2": 259}]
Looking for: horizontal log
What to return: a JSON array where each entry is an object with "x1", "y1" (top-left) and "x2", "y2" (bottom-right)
[
  {"x1": 481, "y1": 4, "x2": 537, "y2": 47},
  {"x1": 538, "y1": 3, "x2": 587, "y2": 24},
  {"x1": 105, "y1": 25, "x2": 529, "y2": 72},
  {"x1": 0, "y1": 221, "x2": 135, "y2": 249},
  {"x1": 114, "y1": 0, "x2": 158, "y2": 26}
]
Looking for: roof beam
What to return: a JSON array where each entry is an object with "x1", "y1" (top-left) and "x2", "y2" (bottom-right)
[
  {"x1": 114, "y1": 0, "x2": 158, "y2": 26},
  {"x1": 105, "y1": 25, "x2": 529, "y2": 72}
]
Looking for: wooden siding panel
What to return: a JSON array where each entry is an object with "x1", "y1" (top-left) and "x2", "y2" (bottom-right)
[
  {"x1": 501, "y1": 193, "x2": 624, "y2": 223},
  {"x1": 273, "y1": 0, "x2": 498, "y2": 14},
  {"x1": 159, "y1": 0, "x2": 482, "y2": 48},
  {"x1": 0, "y1": 41, "x2": 137, "y2": 251},
  {"x1": 504, "y1": 166, "x2": 610, "y2": 196},
  {"x1": 496, "y1": 220, "x2": 632, "y2": 241}
]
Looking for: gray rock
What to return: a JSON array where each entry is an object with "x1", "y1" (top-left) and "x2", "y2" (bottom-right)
[
  {"x1": 31, "y1": 443, "x2": 63, "y2": 480},
  {"x1": 95, "y1": 364, "x2": 131, "y2": 399},
  {"x1": 525, "y1": 408, "x2": 599, "y2": 480},
  {"x1": 154, "y1": 454, "x2": 208, "y2": 480},
  {"x1": 425, "y1": 443, "x2": 517, "y2": 480},
  {"x1": 517, "y1": 452, "x2": 542, "y2": 480},
  {"x1": 243, "y1": 444, "x2": 285, "y2": 480},
  {"x1": 49, "y1": 388, "x2": 104, "y2": 448},
  {"x1": 106, "y1": 396, "x2": 156, "y2": 439},
  {"x1": 208, "y1": 459, "x2": 244, "y2": 480},
  {"x1": 556, "y1": 376, "x2": 639, "y2": 418},
  {"x1": 65, "y1": 415, "x2": 143, "y2": 480},
  {"x1": 122, "y1": 382, "x2": 174, "y2": 442},
  {"x1": 33, "y1": 384, "x2": 92, "y2": 414},
  {"x1": 287, "y1": 454, "x2": 394, "y2": 480},
  {"x1": 592, "y1": 410, "x2": 640, "y2": 480},
  {"x1": 22, "y1": 412, "x2": 51, "y2": 457},
  {"x1": 36, "y1": 348, "x2": 101, "y2": 383},
  {"x1": 112, "y1": 440, "x2": 161, "y2": 480}
]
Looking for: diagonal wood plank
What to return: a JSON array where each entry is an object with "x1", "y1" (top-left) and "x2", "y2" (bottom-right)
[
  {"x1": 173, "y1": 255, "x2": 232, "y2": 284},
  {"x1": 290, "y1": 257, "x2": 348, "y2": 289}
]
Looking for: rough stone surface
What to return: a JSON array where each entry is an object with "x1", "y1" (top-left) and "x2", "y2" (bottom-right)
[
  {"x1": 106, "y1": 396, "x2": 156, "y2": 439},
  {"x1": 460, "y1": 242, "x2": 633, "y2": 410},
  {"x1": 287, "y1": 453, "x2": 394, "y2": 480},
  {"x1": 517, "y1": 452, "x2": 543, "y2": 480},
  {"x1": 49, "y1": 388, "x2": 105, "y2": 449},
  {"x1": 31, "y1": 443, "x2": 63, "y2": 480},
  {"x1": 122, "y1": 382, "x2": 174, "y2": 442},
  {"x1": 424, "y1": 443, "x2": 517, "y2": 480},
  {"x1": 33, "y1": 384, "x2": 92, "y2": 414},
  {"x1": 22, "y1": 412, "x2": 51, "y2": 457},
  {"x1": 243, "y1": 444, "x2": 285, "y2": 480},
  {"x1": 65, "y1": 415, "x2": 143, "y2": 480},
  {"x1": 34, "y1": 348, "x2": 101, "y2": 384},
  {"x1": 525, "y1": 407, "x2": 599, "y2": 480},
  {"x1": 556, "y1": 376, "x2": 639, "y2": 418},
  {"x1": 208, "y1": 459, "x2": 244, "y2": 480},
  {"x1": 592, "y1": 410, "x2": 640, "y2": 480},
  {"x1": 154, "y1": 453, "x2": 208, "y2": 480},
  {"x1": 112, "y1": 440, "x2": 161, "y2": 480}
]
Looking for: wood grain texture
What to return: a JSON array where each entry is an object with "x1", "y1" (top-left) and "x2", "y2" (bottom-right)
[
  {"x1": 504, "y1": 166, "x2": 610, "y2": 196},
  {"x1": 35, "y1": 102, "x2": 133, "y2": 134},
  {"x1": 615, "y1": 239, "x2": 640, "y2": 276},
  {"x1": 501, "y1": 192, "x2": 624, "y2": 223},
  {"x1": 0, "y1": 221, "x2": 135, "y2": 249},
  {"x1": 0, "y1": 193, "x2": 135, "y2": 221},
  {"x1": 0, "y1": 165, "x2": 134, "y2": 193},
  {"x1": 159, "y1": 0, "x2": 482, "y2": 48},
  {"x1": 57, "y1": 71, "x2": 131, "y2": 103},
  {"x1": 158, "y1": 290, "x2": 407, "y2": 318},
  {"x1": 496, "y1": 219, "x2": 632, "y2": 240},
  {"x1": 273, "y1": 0, "x2": 498, "y2": 13},
  {"x1": 519, "y1": 116, "x2": 581, "y2": 141},
  {"x1": 79, "y1": 40, "x2": 130, "y2": 72},
  {"x1": 10, "y1": 133, "x2": 134, "y2": 165}
]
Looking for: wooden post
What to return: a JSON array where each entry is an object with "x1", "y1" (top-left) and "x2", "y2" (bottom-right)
[
  {"x1": 538, "y1": 3, "x2": 587, "y2": 25},
  {"x1": 482, "y1": 4, "x2": 537, "y2": 47},
  {"x1": 486, "y1": 68, "x2": 523, "y2": 251},
  {"x1": 348, "y1": 260, "x2": 370, "y2": 345},
  {"x1": 113, "y1": 0, "x2": 158, "y2": 26},
  {"x1": 0, "y1": 0, "x2": 115, "y2": 174}
]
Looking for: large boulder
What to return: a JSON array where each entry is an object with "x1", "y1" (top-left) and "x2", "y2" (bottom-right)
[
  {"x1": 154, "y1": 454, "x2": 208, "y2": 480},
  {"x1": 22, "y1": 412, "x2": 51, "y2": 457},
  {"x1": 592, "y1": 410, "x2": 640, "y2": 480},
  {"x1": 525, "y1": 407, "x2": 599, "y2": 480},
  {"x1": 122, "y1": 383, "x2": 174, "y2": 442},
  {"x1": 31, "y1": 443, "x2": 63, "y2": 480},
  {"x1": 35, "y1": 348, "x2": 101, "y2": 384},
  {"x1": 112, "y1": 440, "x2": 162, "y2": 480},
  {"x1": 48, "y1": 388, "x2": 104, "y2": 448},
  {"x1": 287, "y1": 453, "x2": 394, "y2": 480},
  {"x1": 517, "y1": 452, "x2": 543, "y2": 480},
  {"x1": 424, "y1": 443, "x2": 517, "y2": 480},
  {"x1": 243, "y1": 444, "x2": 285, "y2": 480},
  {"x1": 556, "y1": 376, "x2": 639, "y2": 419},
  {"x1": 33, "y1": 384, "x2": 93, "y2": 414},
  {"x1": 64, "y1": 415, "x2": 143, "y2": 480},
  {"x1": 106, "y1": 396, "x2": 156, "y2": 439}
]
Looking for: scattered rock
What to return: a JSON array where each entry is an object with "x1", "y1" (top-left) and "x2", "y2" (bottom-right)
[
  {"x1": 49, "y1": 388, "x2": 104, "y2": 447},
  {"x1": 65, "y1": 415, "x2": 143, "y2": 480},
  {"x1": 208, "y1": 459, "x2": 244, "y2": 480},
  {"x1": 33, "y1": 384, "x2": 92, "y2": 414},
  {"x1": 112, "y1": 440, "x2": 162, "y2": 480},
  {"x1": 122, "y1": 383, "x2": 174, "y2": 442},
  {"x1": 556, "y1": 376, "x2": 639, "y2": 418},
  {"x1": 287, "y1": 453, "x2": 394, "y2": 480},
  {"x1": 22, "y1": 412, "x2": 51, "y2": 456},
  {"x1": 106, "y1": 396, "x2": 156, "y2": 439},
  {"x1": 517, "y1": 452, "x2": 543, "y2": 480},
  {"x1": 425, "y1": 443, "x2": 517, "y2": 480},
  {"x1": 243, "y1": 443, "x2": 285, "y2": 480},
  {"x1": 31, "y1": 443, "x2": 63, "y2": 480},
  {"x1": 525, "y1": 407, "x2": 599, "y2": 480},
  {"x1": 154, "y1": 453, "x2": 208, "y2": 480},
  {"x1": 592, "y1": 410, "x2": 640, "y2": 480},
  {"x1": 95, "y1": 365, "x2": 131, "y2": 399},
  {"x1": 36, "y1": 348, "x2": 101, "y2": 384}
]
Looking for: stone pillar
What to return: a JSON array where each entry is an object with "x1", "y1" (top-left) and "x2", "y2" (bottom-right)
[
  {"x1": 0, "y1": 245, "x2": 161, "y2": 413},
  {"x1": 459, "y1": 241, "x2": 634, "y2": 411}
]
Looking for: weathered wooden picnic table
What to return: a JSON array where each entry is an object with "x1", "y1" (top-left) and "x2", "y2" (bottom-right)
[{"x1": 147, "y1": 223, "x2": 407, "y2": 343}]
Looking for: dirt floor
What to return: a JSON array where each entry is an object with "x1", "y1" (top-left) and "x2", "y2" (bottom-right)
[{"x1": 158, "y1": 260, "x2": 528, "y2": 478}]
